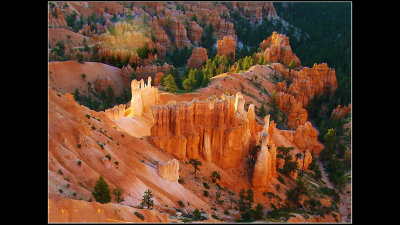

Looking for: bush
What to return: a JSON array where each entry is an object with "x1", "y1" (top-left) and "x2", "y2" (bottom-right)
[
  {"x1": 178, "y1": 178, "x2": 185, "y2": 184},
  {"x1": 203, "y1": 190, "x2": 209, "y2": 197},
  {"x1": 77, "y1": 144, "x2": 82, "y2": 148},
  {"x1": 105, "y1": 154, "x2": 111, "y2": 160},
  {"x1": 278, "y1": 175, "x2": 285, "y2": 184},
  {"x1": 134, "y1": 211, "x2": 145, "y2": 220},
  {"x1": 203, "y1": 182, "x2": 210, "y2": 189},
  {"x1": 193, "y1": 208, "x2": 201, "y2": 220},
  {"x1": 77, "y1": 160, "x2": 82, "y2": 166},
  {"x1": 178, "y1": 200, "x2": 185, "y2": 207}
]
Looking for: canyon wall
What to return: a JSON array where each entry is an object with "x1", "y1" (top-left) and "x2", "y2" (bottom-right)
[{"x1": 149, "y1": 93, "x2": 260, "y2": 169}]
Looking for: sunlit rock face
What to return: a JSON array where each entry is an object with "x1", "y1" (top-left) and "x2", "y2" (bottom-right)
[
  {"x1": 158, "y1": 159, "x2": 179, "y2": 182},
  {"x1": 217, "y1": 36, "x2": 236, "y2": 61},
  {"x1": 187, "y1": 47, "x2": 208, "y2": 69},
  {"x1": 149, "y1": 93, "x2": 260, "y2": 169},
  {"x1": 232, "y1": 2, "x2": 278, "y2": 22},
  {"x1": 293, "y1": 121, "x2": 324, "y2": 155},
  {"x1": 252, "y1": 116, "x2": 277, "y2": 191},
  {"x1": 331, "y1": 104, "x2": 351, "y2": 119},
  {"x1": 259, "y1": 32, "x2": 301, "y2": 68},
  {"x1": 126, "y1": 77, "x2": 160, "y2": 117}
]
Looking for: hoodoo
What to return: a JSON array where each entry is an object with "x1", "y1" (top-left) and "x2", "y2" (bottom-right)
[
  {"x1": 149, "y1": 93, "x2": 261, "y2": 169},
  {"x1": 126, "y1": 77, "x2": 160, "y2": 117}
]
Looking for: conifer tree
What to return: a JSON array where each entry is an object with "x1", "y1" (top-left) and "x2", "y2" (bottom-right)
[{"x1": 92, "y1": 176, "x2": 111, "y2": 204}]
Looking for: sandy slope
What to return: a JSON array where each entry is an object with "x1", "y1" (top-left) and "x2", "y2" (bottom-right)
[
  {"x1": 49, "y1": 28, "x2": 95, "y2": 49},
  {"x1": 49, "y1": 61, "x2": 126, "y2": 96}
]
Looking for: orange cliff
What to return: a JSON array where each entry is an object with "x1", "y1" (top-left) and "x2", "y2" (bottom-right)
[
  {"x1": 148, "y1": 93, "x2": 262, "y2": 169},
  {"x1": 259, "y1": 32, "x2": 301, "y2": 67},
  {"x1": 187, "y1": 47, "x2": 208, "y2": 69},
  {"x1": 217, "y1": 36, "x2": 236, "y2": 61}
]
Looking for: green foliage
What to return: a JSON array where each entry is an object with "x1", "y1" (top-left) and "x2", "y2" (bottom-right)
[
  {"x1": 140, "y1": 189, "x2": 154, "y2": 209},
  {"x1": 189, "y1": 159, "x2": 202, "y2": 177},
  {"x1": 163, "y1": 74, "x2": 178, "y2": 92},
  {"x1": 278, "y1": 175, "x2": 285, "y2": 184},
  {"x1": 92, "y1": 176, "x2": 111, "y2": 204},
  {"x1": 112, "y1": 187, "x2": 124, "y2": 203},
  {"x1": 81, "y1": 73, "x2": 86, "y2": 80},
  {"x1": 211, "y1": 171, "x2": 221, "y2": 183},
  {"x1": 77, "y1": 160, "x2": 82, "y2": 166},
  {"x1": 193, "y1": 208, "x2": 201, "y2": 220},
  {"x1": 203, "y1": 190, "x2": 209, "y2": 197},
  {"x1": 267, "y1": 90, "x2": 287, "y2": 127},
  {"x1": 254, "y1": 203, "x2": 264, "y2": 220},
  {"x1": 203, "y1": 182, "x2": 210, "y2": 189},
  {"x1": 137, "y1": 43, "x2": 150, "y2": 59},
  {"x1": 134, "y1": 211, "x2": 145, "y2": 220},
  {"x1": 183, "y1": 69, "x2": 197, "y2": 91}
]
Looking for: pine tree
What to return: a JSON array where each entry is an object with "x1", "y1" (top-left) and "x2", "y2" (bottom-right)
[
  {"x1": 140, "y1": 189, "x2": 154, "y2": 209},
  {"x1": 189, "y1": 159, "x2": 202, "y2": 177},
  {"x1": 113, "y1": 187, "x2": 124, "y2": 204},
  {"x1": 254, "y1": 203, "x2": 264, "y2": 220},
  {"x1": 92, "y1": 176, "x2": 111, "y2": 204}
]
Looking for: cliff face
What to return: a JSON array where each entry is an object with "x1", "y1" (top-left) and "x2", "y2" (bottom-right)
[
  {"x1": 252, "y1": 117, "x2": 277, "y2": 190},
  {"x1": 187, "y1": 47, "x2": 208, "y2": 69},
  {"x1": 105, "y1": 104, "x2": 127, "y2": 121},
  {"x1": 259, "y1": 32, "x2": 301, "y2": 67},
  {"x1": 217, "y1": 36, "x2": 236, "y2": 61},
  {"x1": 158, "y1": 159, "x2": 179, "y2": 182},
  {"x1": 331, "y1": 104, "x2": 351, "y2": 119},
  {"x1": 167, "y1": 18, "x2": 189, "y2": 49},
  {"x1": 232, "y1": 2, "x2": 278, "y2": 22},
  {"x1": 126, "y1": 77, "x2": 160, "y2": 117},
  {"x1": 149, "y1": 93, "x2": 259, "y2": 169}
]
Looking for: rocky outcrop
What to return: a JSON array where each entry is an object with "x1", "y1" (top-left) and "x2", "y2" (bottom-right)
[
  {"x1": 331, "y1": 104, "x2": 351, "y2": 119},
  {"x1": 105, "y1": 104, "x2": 127, "y2": 121},
  {"x1": 217, "y1": 36, "x2": 236, "y2": 61},
  {"x1": 126, "y1": 77, "x2": 160, "y2": 117},
  {"x1": 167, "y1": 18, "x2": 189, "y2": 49},
  {"x1": 134, "y1": 64, "x2": 173, "y2": 81},
  {"x1": 252, "y1": 116, "x2": 278, "y2": 190},
  {"x1": 232, "y1": 2, "x2": 278, "y2": 22},
  {"x1": 259, "y1": 32, "x2": 301, "y2": 68},
  {"x1": 94, "y1": 77, "x2": 115, "y2": 93},
  {"x1": 187, "y1": 47, "x2": 208, "y2": 69},
  {"x1": 187, "y1": 21, "x2": 203, "y2": 43},
  {"x1": 48, "y1": 7, "x2": 68, "y2": 28},
  {"x1": 297, "y1": 150, "x2": 312, "y2": 170},
  {"x1": 149, "y1": 93, "x2": 259, "y2": 169},
  {"x1": 158, "y1": 159, "x2": 179, "y2": 182},
  {"x1": 293, "y1": 122, "x2": 324, "y2": 155},
  {"x1": 275, "y1": 91, "x2": 308, "y2": 130}
]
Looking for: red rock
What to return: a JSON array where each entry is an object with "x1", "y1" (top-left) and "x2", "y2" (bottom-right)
[
  {"x1": 187, "y1": 21, "x2": 203, "y2": 43},
  {"x1": 154, "y1": 72, "x2": 164, "y2": 86},
  {"x1": 187, "y1": 47, "x2": 208, "y2": 69},
  {"x1": 293, "y1": 122, "x2": 324, "y2": 155},
  {"x1": 331, "y1": 104, "x2": 351, "y2": 119},
  {"x1": 259, "y1": 32, "x2": 301, "y2": 68},
  {"x1": 217, "y1": 36, "x2": 236, "y2": 61},
  {"x1": 149, "y1": 93, "x2": 259, "y2": 169}
]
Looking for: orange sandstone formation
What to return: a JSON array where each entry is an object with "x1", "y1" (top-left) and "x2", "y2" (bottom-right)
[
  {"x1": 331, "y1": 104, "x2": 351, "y2": 119},
  {"x1": 259, "y1": 32, "x2": 301, "y2": 68},
  {"x1": 293, "y1": 122, "x2": 324, "y2": 155},
  {"x1": 187, "y1": 47, "x2": 208, "y2": 69},
  {"x1": 158, "y1": 159, "x2": 179, "y2": 182},
  {"x1": 154, "y1": 72, "x2": 164, "y2": 86},
  {"x1": 252, "y1": 116, "x2": 278, "y2": 190},
  {"x1": 149, "y1": 93, "x2": 259, "y2": 169},
  {"x1": 126, "y1": 77, "x2": 160, "y2": 117},
  {"x1": 187, "y1": 21, "x2": 203, "y2": 43},
  {"x1": 217, "y1": 36, "x2": 236, "y2": 61}
]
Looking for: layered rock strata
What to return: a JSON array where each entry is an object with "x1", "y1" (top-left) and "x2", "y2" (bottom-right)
[{"x1": 149, "y1": 93, "x2": 260, "y2": 169}]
